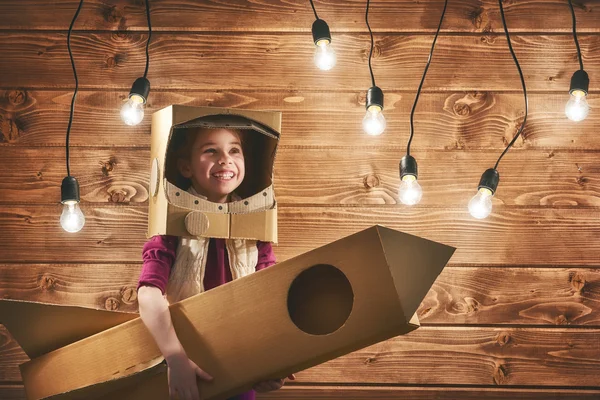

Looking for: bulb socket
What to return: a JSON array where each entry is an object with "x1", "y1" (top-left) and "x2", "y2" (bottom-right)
[
  {"x1": 569, "y1": 70, "x2": 589, "y2": 96},
  {"x1": 400, "y1": 155, "x2": 418, "y2": 180},
  {"x1": 366, "y1": 86, "x2": 384, "y2": 111},
  {"x1": 477, "y1": 168, "x2": 500, "y2": 194},
  {"x1": 312, "y1": 19, "x2": 332, "y2": 45},
  {"x1": 129, "y1": 77, "x2": 151, "y2": 103},
  {"x1": 61, "y1": 176, "x2": 80, "y2": 204}
]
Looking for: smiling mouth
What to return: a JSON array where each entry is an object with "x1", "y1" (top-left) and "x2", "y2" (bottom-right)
[{"x1": 212, "y1": 172, "x2": 235, "y2": 181}]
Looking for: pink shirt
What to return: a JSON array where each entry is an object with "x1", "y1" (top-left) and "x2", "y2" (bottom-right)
[{"x1": 137, "y1": 235, "x2": 277, "y2": 400}]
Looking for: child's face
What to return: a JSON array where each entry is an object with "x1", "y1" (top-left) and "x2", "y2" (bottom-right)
[{"x1": 179, "y1": 128, "x2": 245, "y2": 203}]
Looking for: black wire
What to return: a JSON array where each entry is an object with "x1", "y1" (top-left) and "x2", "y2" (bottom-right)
[
  {"x1": 143, "y1": 0, "x2": 152, "y2": 78},
  {"x1": 308, "y1": 0, "x2": 319, "y2": 20},
  {"x1": 494, "y1": 0, "x2": 528, "y2": 170},
  {"x1": 365, "y1": 0, "x2": 376, "y2": 88},
  {"x1": 65, "y1": 0, "x2": 84, "y2": 177},
  {"x1": 407, "y1": 0, "x2": 448, "y2": 156},
  {"x1": 568, "y1": 0, "x2": 584, "y2": 70}
]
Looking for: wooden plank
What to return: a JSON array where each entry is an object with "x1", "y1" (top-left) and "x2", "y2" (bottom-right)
[
  {"x1": 1, "y1": 90, "x2": 598, "y2": 150},
  {"x1": 419, "y1": 267, "x2": 600, "y2": 326},
  {"x1": 0, "y1": 205, "x2": 599, "y2": 265},
  {"x1": 2, "y1": 326, "x2": 600, "y2": 386},
  {"x1": 0, "y1": 33, "x2": 597, "y2": 91},
  {"x1": 1, "y1": 265, "x2": 598, "y2": 326},
  {"x1": 0, "y1": 0, "x2": 597, "y2": 33},
  {"x1": 3, "y1": 385, "x2": 600, "y2": 400},
  {"x1": 295, "y1": 327, "x2": 600, "y2": 387},
  {"x1": 0, "y1": 264, "x2": 141, "y2": 313},
  {"x1": 259, "y1": 386, "x2": 600, "y2": 400},
  {"x1": 1, "y1": 146, "x2": 600, "y2": 207}
]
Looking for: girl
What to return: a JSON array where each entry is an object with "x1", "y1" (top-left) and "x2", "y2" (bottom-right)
[{"x1": 137, "y1": 126, "x2": 292, "y2": 400}]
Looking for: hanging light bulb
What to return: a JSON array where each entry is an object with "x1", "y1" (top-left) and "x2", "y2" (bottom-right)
[
  {"x1": 314, "y1": 39, "x2": 336, "y2": 71},
  {"x1": 363, "y1": 86, "x2": 386, "y2": 136},
  {"x1": 312, "y1": 19, "x2": 336, "y2": 71},
  {"x1": 566, "y1": 70, "x2": 590, "y2": 122},
  {"x1": 468, "y1": 168, "x2": 499, "y2": 220},
  {"x1": 60, "y1": 176, "x2": 85, "y2": 233},
  {"x1": 398, "y1": 155, "x2": 423, "y2": 205},
  {"x1": 121, "y1": 77, "x2": 150, "y2": 126}
]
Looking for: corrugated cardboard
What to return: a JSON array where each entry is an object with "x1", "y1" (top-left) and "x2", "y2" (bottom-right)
[
  {"x1": 0, "y1": 225, "x2": 455, "y2": 400},
  {"x1": 148, "y1": 105, "x2": 281, "y2": 243}
]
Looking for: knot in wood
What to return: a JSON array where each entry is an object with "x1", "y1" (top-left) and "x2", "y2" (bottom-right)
[
  {"x1": 8, "y1": 90, "x2": 26, "y2": 105},
  {"x1": 100, "y1": 159, "x2": 117, "y2": 176},
  {"x1": 109, "y1": 190, "x2": 127, "y2": 203},
  {"x1": 103, "y1": 5, "x2": 123, "y2": 23},
  {"x1": 356, "y1": 91, "x2": 367, "y2": 106},
  {"x1": 453, "y1": 102, "x2": 471, "y2": 117},
  {"x1": 493, "y1": 363, "x2": 508, "y2": 385},
  {"x1": 570, "y1": 272, "x2": 586, "y2": 292},
  {"x1": 464, "y1": 297, "x2": 480, "y2": 313},
  {"x1": 364, "y1": 356, "x2": 376, "y2": 365},
  {"x1": 105, "y1": 297, "x2": 121, "y2": 311},
  {"x1": 555, "y1": 315, "x2": 568, "y2": 325},
  {"x1": 121, "y1": 286, "x2": 137, "y2": 305},
  {"x1": 363, "y1": 174, "x2": 381, "y2": 189},
  {"x1": 495, "y1": 332, "x2": 511, "y2": 346},
  {"x1": 40, "y1": 274, "x2": 56, "y2": 291},
  {"x1": 0, "y1": 116, "x2": 20, "y2": 143}
]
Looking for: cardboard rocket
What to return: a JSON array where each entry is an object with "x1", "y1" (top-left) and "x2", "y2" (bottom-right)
[
  {"x1": 148, "y1": 105, "x2": 281, "y2": 242},
  {"x1": 0, "y1": 225, "x2": 455, "y2": 400}
]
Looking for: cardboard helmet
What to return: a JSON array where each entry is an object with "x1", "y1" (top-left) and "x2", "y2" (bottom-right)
[{"x1": 149, "y1": 105, "x2": 281, "y2": 243}]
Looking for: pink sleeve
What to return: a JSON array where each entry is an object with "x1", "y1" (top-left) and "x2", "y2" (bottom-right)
[
  {"x1": 256, "y1": 241, "x2": 276, "y2": 271},
  {"x1": 137, "y1": 235, "x2": 178, "y2": 295}
]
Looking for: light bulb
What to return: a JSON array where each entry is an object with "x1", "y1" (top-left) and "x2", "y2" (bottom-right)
[
  {"x1": 314, "y1": 40, "x2": 336, "y2": 71},
  {"x1": 121, "y1": 95, "x2": 145, "y2": 126},
  {"x1": 468, "y1": 188, "x2": 493, "y2": 220},
  {"x1": 362, "y1": 106, "x2": 386, "y2": 136},
  {"x1": 398, "y1": 175, "x2": 423, "y2": 205},
  {"x1": 565, "y1": 90, "x2": 590, "y2": 122},
  {"x1": 60, "y1": 201, "x2": 85, "y2": 233}
]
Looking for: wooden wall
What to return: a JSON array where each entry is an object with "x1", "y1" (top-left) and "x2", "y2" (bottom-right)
[{"x1": 1, "y1": 0, "x2": 599, "y2": 398}]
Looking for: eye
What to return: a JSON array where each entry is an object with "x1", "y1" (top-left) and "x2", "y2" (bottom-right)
[
  {"x1": 230, "y1": 147, "x2": 241, "y2": 154},
  {"x1": 203, "y1": 148, "x2": 216, "y2": 154}
]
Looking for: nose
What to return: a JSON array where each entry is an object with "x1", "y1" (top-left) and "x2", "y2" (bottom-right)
[{"x1": 218, "y1": 151, "x2": 233, "y2": 165}]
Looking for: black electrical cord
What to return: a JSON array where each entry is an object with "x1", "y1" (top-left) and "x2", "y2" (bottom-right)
[
  {"x1": 365, "y1": 0, "x2": 376, "y2": 88},
  {"x1": 65, "y1": 0, "x2": 85, "y2": 177},
  {"x1": 143, "y1": 0, "x2": 152, "y2": 78},
  {"x1": 407, "y1": 0, "x2": 448, "y2": 156},
  {"x1": 308, "y1": 0, "x2": 319, "y2": 20},
  {"x1": 493, "y1": 0, "x2": 529, "y2": 170},
  {"x1": 568, "y1": 0, "x2": 584, "y2": 71}
]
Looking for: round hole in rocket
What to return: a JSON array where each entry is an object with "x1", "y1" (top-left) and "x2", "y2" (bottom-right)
[{"x1": 287, "y1": 264, "x2": 354, "y2": 335}]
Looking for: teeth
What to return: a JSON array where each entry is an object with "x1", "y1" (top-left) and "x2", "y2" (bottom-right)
[{"x1": 213, "y1": 172, "x2": 234, "y2": 180}]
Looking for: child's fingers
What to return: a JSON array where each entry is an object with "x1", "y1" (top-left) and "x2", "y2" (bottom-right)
[
  {"x1": 194, "y1": 366, "x2": 213, "y2": 381},
  {"x1": 287, "y1": 373, "x2": 296, "y2": 380}
]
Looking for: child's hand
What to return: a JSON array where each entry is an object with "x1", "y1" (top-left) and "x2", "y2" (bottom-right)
[
  {"x1": 253, "y1": 374, "x2": 296, "y2": 393},
  {"x1": 165, "y1": 352, "x2": 213, "y2": 400}
]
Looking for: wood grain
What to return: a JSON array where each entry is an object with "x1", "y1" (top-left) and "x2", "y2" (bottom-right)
[
  {"x1": 0, "y1": 33, "x2": 597, "y2": 91},
  {"x1": 297, "y1": 327, "x2": 600, "y2": 387},
  {"x1": 3, "y1": 385, "x2": 600, "y2": 400},
  {"x1": 0, "y1": 0, "x2": 597, "y2": 33},
  {"x1": 2, "y1": 326, "x2": 600, "y2": 386},
  {"x1": 1, "y1": 90, "x2": 599, "y2": 149},
  {"x1": 0, "y1": 205, "x2": 600, "y2": 265},
  {"x1": 259, "y1": 386, "x2": 600, "y2": 400},
  {"x1": 2, "y1": 146, "x2": 600, "y2": 207},
  {"x1": 1, "y1": 264, "x2": 598, "y2": 326},
  {"x1": 0, "y1": 264, "x2": 141, "y2": 313}
]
